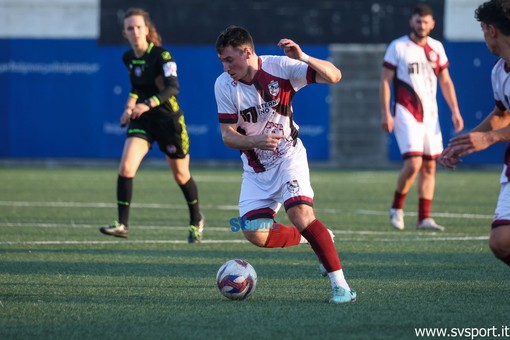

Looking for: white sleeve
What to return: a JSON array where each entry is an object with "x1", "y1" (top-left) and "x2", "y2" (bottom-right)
[
  {"x1": 214, "y1": 75, "x2": 236, "y2": 114},
  {"x1": 279, "y1": 56, "x2": 309, "y2": 91},
  {"x1": 383, "y1": 40, "x2": 398, "y2": 67}
]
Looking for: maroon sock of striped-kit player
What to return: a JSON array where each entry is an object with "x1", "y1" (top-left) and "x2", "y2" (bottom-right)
[
  {"x1": 263, "y1": 223, "x2": 303, "y2": 248},
  {"x1": 392, "y1": 190, "x2": 407, "y2": 209},
  {"x1": 300, "y1": 219, "x2": 341, "y2": 272},
  {"x1": 418, "y1": 198, "x2": 432, "y2": 222}
]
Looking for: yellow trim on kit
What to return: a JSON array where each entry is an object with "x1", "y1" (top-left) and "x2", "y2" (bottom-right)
[
  {"x1": 147, "y1": 42, "x2": 154, "y2": 54},
  {"x1": 169, "y1": 96, "x2": 180, "y2": 112},
  {"x1": 179, "y1": 115, "x2": 190, "y2": 154}
]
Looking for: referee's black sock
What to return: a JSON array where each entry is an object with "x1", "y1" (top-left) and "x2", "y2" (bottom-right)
[
  {"x1": 179, "y1": 177, "x2": 201, "y2": 225},
  {"x1": 117, "y1": 175, "x2": 133, "y2": 227}
]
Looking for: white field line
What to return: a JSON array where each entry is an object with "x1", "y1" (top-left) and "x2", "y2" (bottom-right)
[
  {"x1": 0, "y1": 239, "x2": 250, "y2": 245},
  {"x1": 0, "y1": 201, "x2": 491, "y2": 245},
  {"x1": 0, "y1": 201, "x2": 493, "y2": 219},
  {"x1": 0, "y1": 235, "x2": 488, "y2": 246},
  {"x1": 353, "y1": 209, "x2": 492, "y2": 219},
  {"x1": 0, "y1": 221, "x2": 489, "y2": 245},
  {"x1": 0, "y1": 200, "x2": 238, "y2": 211}
]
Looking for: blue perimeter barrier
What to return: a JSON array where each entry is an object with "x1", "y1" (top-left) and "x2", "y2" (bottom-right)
[
  {"x1": 0, "y1": 40, "x2": 329, "y2": 161},
  {"x1": 0, "y1": 39, "x2": 502, "y2": 164}
]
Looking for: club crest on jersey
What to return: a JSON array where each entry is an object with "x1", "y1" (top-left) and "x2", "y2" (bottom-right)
[
  {"x1": 286, "y1": 180, "x2": 300, "y2": 194},
  {"x1": 268, "y1": 80, "x2": 280, "y2": 96},
  {"x1": 134, "y1": 66, "x2": 142, "y2": 77},
  {"x1": 231, "y1": 80, "x2": 238, "y2": 87},
  {"x1": 427, "y1": 50, "x2": 438, "y2": 62}
]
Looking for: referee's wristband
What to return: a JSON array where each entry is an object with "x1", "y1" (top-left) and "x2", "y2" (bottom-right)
[{"x1": 299, "y1": 53, "x2": 310, "y2": 63}]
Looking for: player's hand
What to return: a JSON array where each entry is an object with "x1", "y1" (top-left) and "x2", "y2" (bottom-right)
[
  {"x1": 452, "y1": 114, "x2": 464, "y2": 133},
  {"x1": 130, "y1": 103, "x2": 150, "y2": 120},
  {"x1": 381, "y1": 115, "x2": 393, "y2": 133},
  {"x1": 120, "y1": 109, "x2": 132, "y2": 127},
  {"x1": 448, "y1": 132, "x2": 492, "y2": 157},
  {"x1": 277, "y1": 39, "x2": 302, "y2": 60},
  {"x1": 256, "y1": 133, "x2": 284, "y2": 151},
  {"x1": 438, "y1": 147, "x2": 462, "y2": 169}
]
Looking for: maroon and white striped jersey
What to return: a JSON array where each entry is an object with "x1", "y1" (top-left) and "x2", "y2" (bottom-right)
[
  {"x1": 493, "y1": 59, "x2": 510, "y2": 183},
  {"x1": 383, "y1": 35, "x2": 449, "y2": 121},
  {"x1": 215, "y1": 55, "x2": 315, "y2": 173}
]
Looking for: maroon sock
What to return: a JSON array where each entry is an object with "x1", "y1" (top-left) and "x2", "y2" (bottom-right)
[
  {"x1": 418, "y1": 198, "x2": 432, "y2": 222},
  {"x1": 300, "y1": 219, "x2": 341, "y2": 272},
  {"x1": 392, "y1": 191, "x2": 407, "y2": 209},
  {"x1": 263, "y1": 223, "x2": 302, "y2": 248}
]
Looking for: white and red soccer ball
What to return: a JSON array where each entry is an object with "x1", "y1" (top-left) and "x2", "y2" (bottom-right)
[{"x1": 216, "y1": 259, "x2": 257, "y2": 300}]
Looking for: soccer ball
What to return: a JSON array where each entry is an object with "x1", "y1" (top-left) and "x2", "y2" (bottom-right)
[{"x1": 216, "y1": 259, "x2": 257, "y2": 300}]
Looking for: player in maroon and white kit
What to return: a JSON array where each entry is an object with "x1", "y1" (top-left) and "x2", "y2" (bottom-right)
[
  {"x1": 380, "y1": 4, "x2": 464, "y2": 231},
  {"x1": 440, "y1": 0, "x2": 510, "y2": 266},
  {"x1": 214, "y1": 26, "x2": 356, "y2": 304}
]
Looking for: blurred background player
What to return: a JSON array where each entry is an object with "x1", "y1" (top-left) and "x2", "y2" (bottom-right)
[
  {"x1": 379, "y1": 4, "x2": 464, "y2": 231},
  {"x1": 99, "y1": 8, "x2": 204, "y2": 243},
  {"x1": 440, "y1": 0, "x2": 510, "y2": 266},
  {"x1": 214, "y1": 26, "x2": 356, "y2": 304}
]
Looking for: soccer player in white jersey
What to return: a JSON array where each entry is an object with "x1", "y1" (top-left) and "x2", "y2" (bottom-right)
[
  {"x1": 440, "y1": 0, "x2": 510, "y2": 266},
  {"x1": 379, "y1": 4, "x2": 464, "y2": 231},
  {"x1": 214, "y1": 26, "x2": 356, "y2": 304}
]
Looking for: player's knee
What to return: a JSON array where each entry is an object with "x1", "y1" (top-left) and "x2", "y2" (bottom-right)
[
  {"x1": 489, "y1": 236, "x2": 510, "y2": 260},
  {"x1": 173, "y1": 172, "x2": 190, "y2": 185},
  {"x1": 118, "y1": 164, "x2": 137, "y2": 178},
  {"x1": 404, "y1": 157, "x2": 422, "y2": 172}
]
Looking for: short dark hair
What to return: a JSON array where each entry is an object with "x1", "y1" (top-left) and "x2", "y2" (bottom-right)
[
  {"x1": 412, "y1": 3, "x2": 434, "y2": 17},
  {"x1": 215, "y1": 26, "x2": 254, "y2": 54},
  {"x1": 475, "y1": 0, "x2": 510, "y2": 36}
]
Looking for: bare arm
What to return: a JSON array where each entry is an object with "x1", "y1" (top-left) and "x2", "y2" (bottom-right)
[
  {"x1": 277, "y1": 38, "x2": 341, "y2": 84},
  {"x1": 379, "y1": 67, "x2": 395, "y2": 133},
  {"x1": 439, "y1": 106, "x2": 510, "y2": 168},
  {"x1": 220, "y1": 123, "x2": 284, "y2": 151},
  {"x1": 438, "y1": 68, "x2": 464, "y2": 132}
]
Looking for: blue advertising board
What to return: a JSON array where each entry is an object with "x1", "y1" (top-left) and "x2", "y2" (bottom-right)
[{"x1": 0, "y1": 39, "x2": 329, "y2": 161}]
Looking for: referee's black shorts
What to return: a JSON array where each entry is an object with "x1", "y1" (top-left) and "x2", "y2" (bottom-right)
[{"x1": 126, "y1": 113, "x2": 190, "y2": 159}]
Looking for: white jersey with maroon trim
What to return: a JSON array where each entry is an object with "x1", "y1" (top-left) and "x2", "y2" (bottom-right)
[
  {"x1": 215, "y1": 55, "x2": 315, "y2": 173},
  {"x1": 383, "y1": 35, "x2": 449, "y2": 122},
  {"x1": 492, "y1": 59, "x2": 510, "y2": 183}
]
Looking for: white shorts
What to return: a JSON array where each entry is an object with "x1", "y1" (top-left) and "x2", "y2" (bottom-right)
[
  {"x1": 239, "y1": 139, "x2": 314, "y2": 219},
  {"x1": 394, "y1": 104, "x2": 443, "y2": 159},
  {"x1": 493, "y1": 181, "x2": 510, "y2": 229}
]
